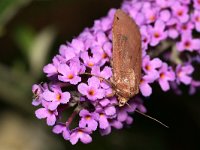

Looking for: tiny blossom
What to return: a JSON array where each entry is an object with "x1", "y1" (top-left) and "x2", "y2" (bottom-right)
[
  {"x1": 142, "y1": 55, "x2": 162, "y2": 79},
  {"x1": 149, "y1": 20, "x2": 167, "y2": 46},
  {"x1": 158, "y1": 63, "x2": 175, "y2": 91},
  {"x1": 80, "y1": 51, "x2": 101, "y2": 68},
  {"x1": 193, "y1": 0, "x2": 200, "y2": 10},
  {"x1": 35, "y1": 107, "x2": 58, "y2": 126},
  {"x1": 53, "y1": 124, "x2": 70, "y2": 140},
  {"x1": 191, "y1": 10, "x2": 200, "y2": 32},
  {"x1": 176, "y1": 32, "x2": 200, "y2": 52},
  {"x1": 140, "y1": 75, "x2": 154, "y2": 97},
  {"x1": 42, "y1": 86, "x2": 70, "y2": 110},
  {"x1": 171, "y1": 2, "x2": 189, "y2": 23},
  {"x1": 166, "y1": 18, "x2": 179, "y2": 39},
  {"x1": 176, "y1": 64, "x2": 194, "y2": 85},
  {"x1": 58, "y1": 61, "x2": 82, "y2": 85},
  {"x1": 70, "y1": 128, "x2": 92, "y2": 145},
  {"x1": 43, "y1": 56, "x2": 60, "y2": 77},
  {"x1": 78, "y1": 77, "x2": 105, "y2": 101},
  {"x1": 79, "y1": 109, "x2": 99, "y2": 131},
  {"x1": 59, "y1": 45, "x2": 76, "y2": 61}
]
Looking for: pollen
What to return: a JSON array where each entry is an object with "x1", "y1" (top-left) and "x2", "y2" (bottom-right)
[
  {"x1": 99, "y1": 113, "x2": 104, "y2": 117},
  {"x1": 154, "y1": 32, "x2": 160, "y2": 38},
  {"x1": 145, "y1": 65, "x2": 151, "y2": 71},
  {"x1": 85, "y1": 115, "x2": 91, "y2": 120},
  {"x1": 177, "y1": 10, "x2": 183, "y2": 16},
  {"x1": 184, "y1": 41, "x2": 191, "y2": 48},
  {"x1": 160, "y1": 72, "x2": 165, "y2": 79},
  {"x1": 88, "y1": 89, "x2": 95, "y2": 96},
  {"x1": 88, "y1": 62, "x2": 94, "y2": 67},
  {"x1": 195, "y1": 16, "x2": 200, "y2": 22},
  {"x1": 102, "y1": 53, "x2": 107, "y2": 59},
  {"x1": 56, "y1": 93, "x2": 61, "y2": 101},
  {"x1": 149, "y1": 15, "x2": 155, "y2": 21},
  {"x1": 78, "y1": 129, "x2": 83, "y2": 134},
  {"x1": 67, "y1": 73, "x2": 74, "y2": 79}
]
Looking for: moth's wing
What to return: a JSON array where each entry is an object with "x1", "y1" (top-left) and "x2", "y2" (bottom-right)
[{"x1": 112, "y1": 9, "x2": 142, "y2": 83}]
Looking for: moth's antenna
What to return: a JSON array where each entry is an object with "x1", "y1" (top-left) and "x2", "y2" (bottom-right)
[{"x1": 126, "y1": 103, "x2": 169, "y2": 128}]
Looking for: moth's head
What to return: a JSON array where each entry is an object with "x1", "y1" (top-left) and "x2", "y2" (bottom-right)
[{"x1": 118, "y1": 96, "x2": 128, "y2": 107}]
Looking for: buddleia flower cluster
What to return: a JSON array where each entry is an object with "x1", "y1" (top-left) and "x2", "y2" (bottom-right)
[{"x1": 32, "y1": 0, "x2": 200, "y2": 144}]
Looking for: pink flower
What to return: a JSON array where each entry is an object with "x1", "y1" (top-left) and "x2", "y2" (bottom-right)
[
  {"x1": 176, "y1": 64, "x2": 194, "y2": 85},
  {"x1": 78, "y1": 77, "x2": 105, "y2": 101},
  {"x1": 149, "y1": 20, "x2": 167, "y2": 46},
  {"x1": 35, "y1": 107, "x2": 58, "y2": 126},
  {"x1": 157, "y1": 63, "x2": 175, "y2": 91},
  {"x1": 176, "y1": 32, "x2": 200, "y2": 52}
]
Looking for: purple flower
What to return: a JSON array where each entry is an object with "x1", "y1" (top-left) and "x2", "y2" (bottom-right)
[
  {"x1": 189, "y1": 80, "x2": 200, "y2": 95},
  {"x1": 98, "y1": 112, "x2": 110, "y2": 129},
  {"x1": 159, "y1": 9, "x2": 171, "y2": 22},
  {"x1": 191, "y1": 10, "x2": 200, "y2": 32},
  {"x1": 35, "y1": 107, "x2": 58, "y2": 126},
  {"x1": 58, "y1": 61, "x2": 82, "y2": 85},
  {"x1": 78, "y1": 77, "x2": 105, "y2": 101},
  {"x1": 70, "y1": 128, "x2": 92, "y2": 145},
  {"x1": 79, "y1": 109, "x2": 99, "y2": 131},
  {"x1": 140, "y1": 26, "x2": 150, "y2": 51},
  {"x1": 176, "y1": 64, "x2": 194, "y2": 85},
  {"x1": 166, "y1": 18, "x2": 179, "y2": 39},
  {"x1": 193, "y1": 0, "x2": 200, "y2": 10},
  {"x1": 157, "y1": 63, "x2": 175, "y2": 91},
  {"x1": 142, "y1": 55, "x2": 162, "y2": 79},
  {"x1": 140, "y1": 75, "x2": 154, "y2": 97},
  {"x1": 172, "y1": 2, "x2": 189, "y2": 23},
  {"x1": 53, "y1": 124, "x2": 70, "y2": 140},
  {"x1": 69, "y1": 39, "x2": 85, "y2": 53},
  {"x1": 156, "y1": 0, "x2": 174, "y2": 8},
  {"x1": 59, "y1": 45, "x2": 76, "y2": 61},
  {"x1": 80, "y1": 51, "x2": 101, "y2": 68},
  {"x1": 43, "y1": 56, "x2": 60, "y2": 77},
  {"x1": 144, "y1": 7, "x2": 158, "y2": 23},
  {"x1": 42, "y1": 86, "x2": 70, "y2": 110},
  {"x1": 176, "y1": 32, "x2": 200, "y2": 52},
  {"x1": 149, "y1": 20, "x2": 167, "y2": 46}
]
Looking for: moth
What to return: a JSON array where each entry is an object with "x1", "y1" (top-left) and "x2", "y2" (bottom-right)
[{"x1": 111, "y1": 9, "x2": 142, "y2": 107}]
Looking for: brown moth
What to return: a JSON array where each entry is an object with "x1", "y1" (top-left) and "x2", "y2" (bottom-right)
[{"x1": 111, "y1": 9, "x2": 142, "y2": 107}]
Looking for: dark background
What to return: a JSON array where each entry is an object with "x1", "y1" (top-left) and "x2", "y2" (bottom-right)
[{"x1": 0, "y1": 0, "x2": 199, "y2": 150}]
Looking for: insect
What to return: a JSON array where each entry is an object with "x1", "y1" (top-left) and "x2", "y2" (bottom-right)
[{"x1": 111, "y1": 9, "x2": 142, "y2": 107}]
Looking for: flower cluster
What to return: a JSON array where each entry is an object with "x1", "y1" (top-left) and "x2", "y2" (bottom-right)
[{"x1": 32, "y1": 0, "x2": 200, "y2": 144}]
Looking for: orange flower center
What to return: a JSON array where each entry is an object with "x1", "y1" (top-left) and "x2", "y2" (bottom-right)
[
  {"x1": 100, "y1": 113, "x2": 104, "y2": 117},
  {"x1": 102, "y1": 53, "x2": 107, "y2": 59},
  {"x1": 160, "y1": 73, "x2": 165, "y2": 79},
  {"x1": 85, "y1": 115, "x2": 91, "y2": 120},
  {"x1": 177, "y1": 10, "x2": 183, "y2": 16},
  {"x1": 149, "y1": 15, "x2": 156, "y2": 21},
  {"x1": 195, "y1": 16, "x2": 200, "y2": 22},
  {"x1": 88, "y1": 62, "x2": 94, "y2": 67},
  {"x1": 154, "y1": 32, "x2": 160, "y2": 38},
  {"x1": 67, "y1": 73, "x2": 74, "y2": 79},
  {"x1": 184, "y1": 41, "x2": 191, "y2": 48},
  {"x1": 88, "y1": 89, "x2": 95, "y2": 96},
  {"x1": 56, "y1": 93, "x2": 61, "y2": 101},
  {"x1": 145, "y1": 65, "x2": 151, "y2": 71}
]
